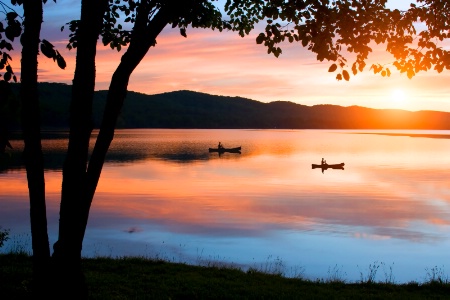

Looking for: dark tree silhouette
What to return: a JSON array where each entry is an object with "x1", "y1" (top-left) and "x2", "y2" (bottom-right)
[
  {"x1": 52, "y1": 1, "x2": 109, "y2": 296},
  {"x1": 4, "y1": 0, "x2": 65, "y2": 297},
  {"x1": 20, "y1": 2, "x2": 50, "y2": 297}
]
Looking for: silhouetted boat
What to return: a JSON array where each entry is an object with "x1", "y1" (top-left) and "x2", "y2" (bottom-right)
[
  {"x1": 312, "y1": 162, "x2": 344, "y2": 169},
  {"x1": 209, "y1": 146, "x2": 241, "y2": 153}
]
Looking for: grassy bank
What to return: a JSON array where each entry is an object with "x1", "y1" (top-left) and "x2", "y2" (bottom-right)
[{"x1": 1, "y1": 253, "x2": 450, "y2": 299}]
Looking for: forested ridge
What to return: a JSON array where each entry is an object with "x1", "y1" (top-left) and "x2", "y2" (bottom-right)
[{"x1": 10, "y1": 82, "x2": 450, "y2": 130}]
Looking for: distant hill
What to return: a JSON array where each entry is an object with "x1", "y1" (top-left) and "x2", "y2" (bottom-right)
[{"x1": 9, "y1": 82, "x2": 450, "y2": 129}]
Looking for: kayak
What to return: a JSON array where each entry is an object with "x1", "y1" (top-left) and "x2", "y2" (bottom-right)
[
  {"x1": 312, "y1": 163, "x2": 345, "y2": 169},
  {"x1": 209, "y1": 146, "x2": 241, "y2": 153}
]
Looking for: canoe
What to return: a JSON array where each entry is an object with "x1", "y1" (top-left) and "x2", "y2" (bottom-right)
[
  {"x1": 209, "y1": 146, "x2": 241, "y2": 153},
  {"x1": 312, "y1": 162, "x2": 344, "y2": 169}
]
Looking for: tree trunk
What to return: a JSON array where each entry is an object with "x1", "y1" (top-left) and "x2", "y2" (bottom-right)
[
  {"x1": 54, "y1": 1, "x2": 182, "y2": 296},
  {"x1": 20, "y1": 0, "x2": 51, "y2": 296},
  {"x1": 53, "y1": 0, "x2": 107, "y2": 298},
  {"x1": 81, "y1": 4, "x2": 173, "y2": 239}
]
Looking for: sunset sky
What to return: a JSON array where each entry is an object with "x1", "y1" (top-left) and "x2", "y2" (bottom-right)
[{"x1": 10, "y1": 0, "x2": 450, "y2": 112}]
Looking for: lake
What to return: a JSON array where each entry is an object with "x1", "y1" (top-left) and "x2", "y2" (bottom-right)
[{"x1": 1, "y1": 129, "x2": 450, "y2": 283}]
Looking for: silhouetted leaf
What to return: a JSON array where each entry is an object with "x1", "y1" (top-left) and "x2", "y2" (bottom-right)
[
  {"x1": 358, "y1": 61, "x2": 365, "y2": 72},
  {"x1": 5, "y1": 27, "x2": 15, "y2": 42},
  {"x1": 56, "y1": 53, "x2": 66, "y2": 69},
  {"x1": 342, "y1": 70, "x2": 350, "y2": 81},
  {"x1": 40, "y1": 42, "x2": 55, "y2": 58},
  {"x1": 6, "y1": 12, "x2": 18, "y2": 21},
  {"x1": 41, "y1": 39, "x2": 54, "y2": 49},
  {"x1": 328, "y1": 63, "x2": 338, "y2": 72},
  {"x1": 4, "y1": 72, "x2": 11, "y2": 82},
  {"x1": 256, "y1": 33, "x2": 264, "y2": 44},
  {"x1": 352, "y1": 63, "x2": 357, "y2": 75}
]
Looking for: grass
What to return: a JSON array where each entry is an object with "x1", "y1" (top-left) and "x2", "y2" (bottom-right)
[{"x1": 1, "y1": 253, "x2": 450, "y2": 299}]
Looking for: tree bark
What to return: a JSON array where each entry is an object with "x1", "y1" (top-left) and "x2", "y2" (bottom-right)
[
  {"x1": 20, "y1": 0, "x2": 50, "y2": 296},
  {"x1": 53, "y1": 0, "x2": 107, "y2": 298}
]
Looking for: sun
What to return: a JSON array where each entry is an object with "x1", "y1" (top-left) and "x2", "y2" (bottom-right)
[{"x1": 390, "y1": 89, "x2": 407, "y2": 108}]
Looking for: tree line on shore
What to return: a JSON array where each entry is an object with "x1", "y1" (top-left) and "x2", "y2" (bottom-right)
[{"x1": 9, "y1": 82, "x2": 450, "y2": 130}]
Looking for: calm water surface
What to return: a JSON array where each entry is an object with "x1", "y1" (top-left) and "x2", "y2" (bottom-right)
[{"x1": 1, "y1": 129, "x2": 450, "y2": 283}]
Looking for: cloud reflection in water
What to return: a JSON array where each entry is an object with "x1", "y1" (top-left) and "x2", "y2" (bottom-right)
[{"x1": 1, "y1": 129, "x2": 450, "y2": 282}]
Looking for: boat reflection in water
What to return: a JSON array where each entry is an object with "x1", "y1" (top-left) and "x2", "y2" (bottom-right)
[{"x1": 312, "y1": 162, "x2": 345, "y2": 173}]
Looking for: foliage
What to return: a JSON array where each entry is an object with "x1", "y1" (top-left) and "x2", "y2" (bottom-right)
[
  {"x1": 384, "y1": 1, "x2": 450, "y2": 78},
  {"x1": 62, "y1": 0, "x2": 135, "y2": 51},
  {"x1": 2, "y1": 0, "x2": 65, "y2": 77},
  {"x1": 2, "y1": 1, "x2": 54, "y2": 73},
  {"x1": 226, "y1": 0, "x2": 397, "y2": 81},
  {"x1": 226, "y1": 0, "x2": 450, "y2": 82},
  {"x1": 0, "y1": 227, "x2": 9, "y2": 248},
  {"x1": 63, "y1": 0, "x2": 237, "y2": 52},
  {"x1": 0, "y1": 1, "x2": 22, "y2": 82}
]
